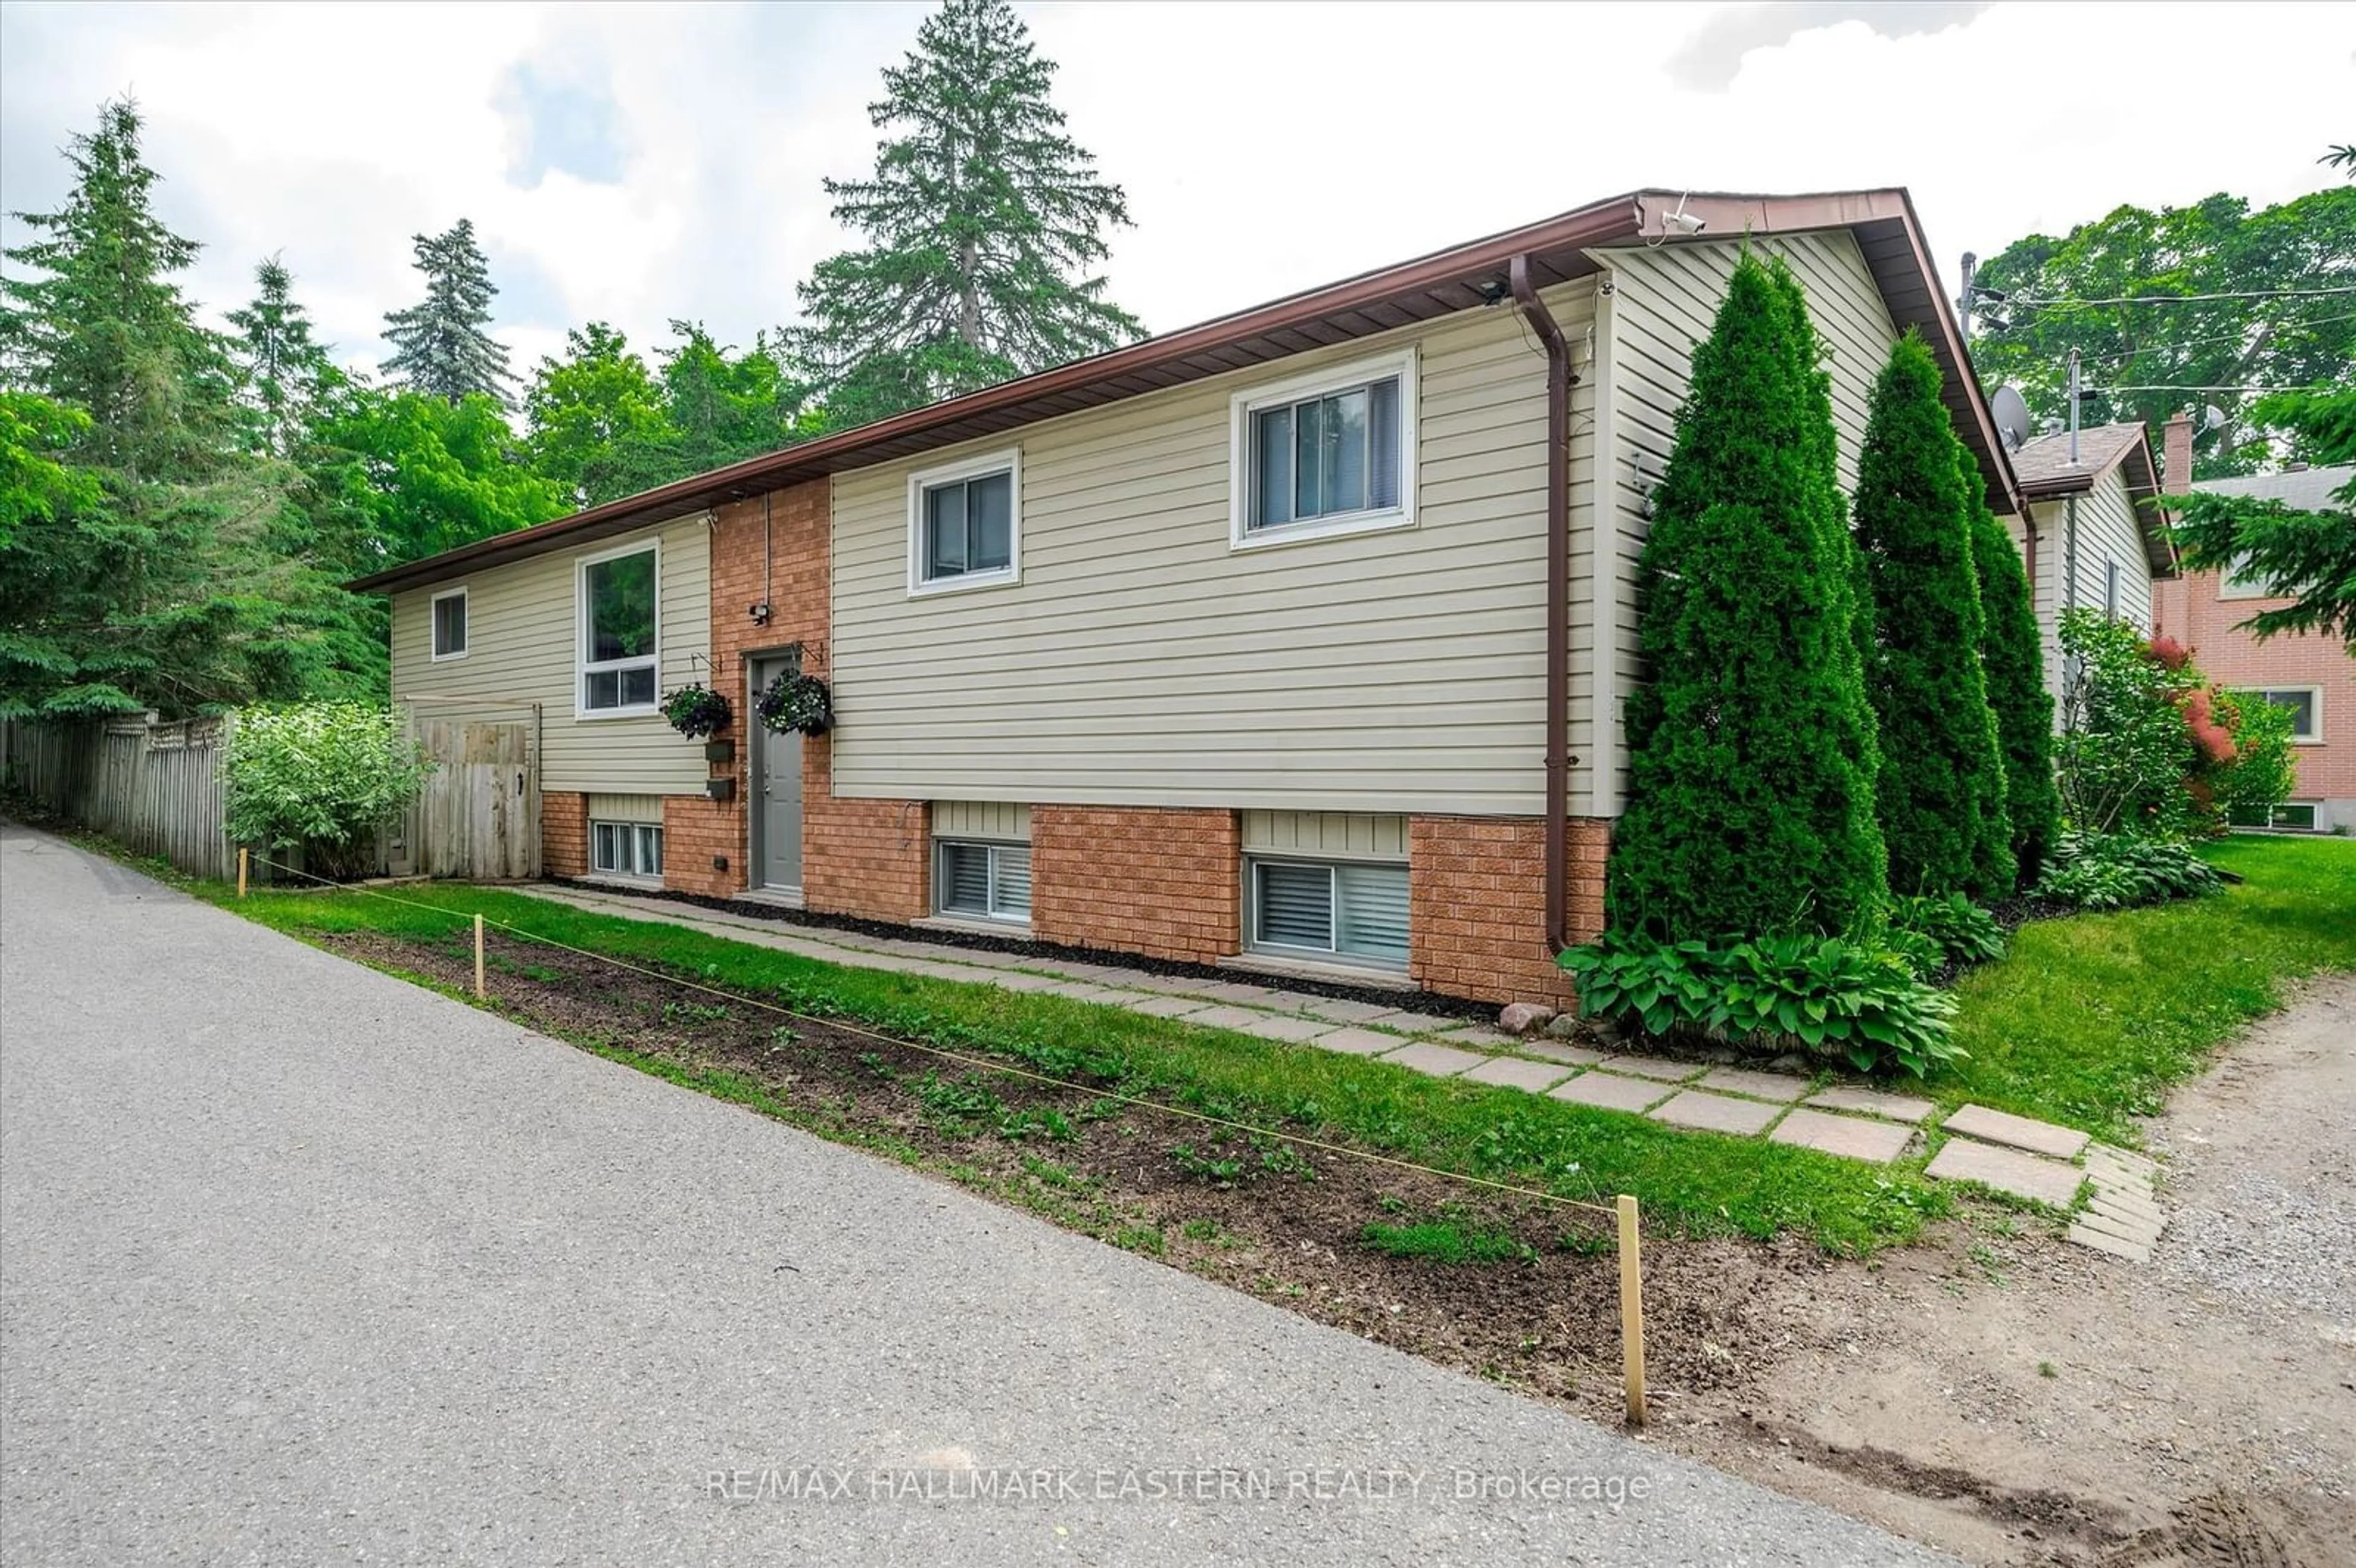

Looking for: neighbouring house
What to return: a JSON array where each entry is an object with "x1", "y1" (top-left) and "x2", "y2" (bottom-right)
[
  {"x1": 2003, "y1": 420, "x2": 2177, "y2": 713},
  {"x1": 353, "y1": 187, "x2": 2028, "y2": 1006},
  {"x1": 2152, "y1": 417, "x2": 2354, "y2": 834}
]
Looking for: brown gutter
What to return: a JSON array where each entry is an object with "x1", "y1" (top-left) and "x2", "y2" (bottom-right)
[{"x1": 1509, "y1": 255, "x2": 1572, "y2": 955}]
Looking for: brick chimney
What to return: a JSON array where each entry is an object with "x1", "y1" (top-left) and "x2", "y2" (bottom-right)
[{"x1": 2163, "y1": 410, "x2": 2195, "y2": 497}]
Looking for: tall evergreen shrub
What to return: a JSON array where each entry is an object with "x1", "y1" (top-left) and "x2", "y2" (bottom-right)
[
  {"x1": 1853, "y1": 332, "x2": 2012, "y2": 900},
  {"x1": 1965, "y1": 463, "x2": 2059, "y2": 886},
  {"x1": 1607, "y1": 253, "x2": 1887, "y2": 939}
]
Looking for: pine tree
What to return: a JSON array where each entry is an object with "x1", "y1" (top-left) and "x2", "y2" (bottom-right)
[
  {"x1": 1966, "y1": 461, "x2": 2060, "y2": 888},
  {"x1": 381, "y1": 218, "x2": 515, "y2": 407},
  {"x1": 226, "y1": 256, "x2": 333, "y2": 455},
  {"x1": 788, "y1": 0, "x2": 1141, "y2": 420},
  {"x1": 1854, "y1": 332, "x2": 2012, "y2": 901},
  {"x1": 1607, "y1": 252, "x2": 1888, "y2": 940},
  {"x1": 0, "y1": 98, "x2": 310, "y2": 719}
]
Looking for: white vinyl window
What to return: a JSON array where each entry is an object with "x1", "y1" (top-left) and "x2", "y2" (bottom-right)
[
  {"x1": 936, "y1": 840, "x2": 1031, "y2": 923},
  {"x1": 2219, "y1": 552, "x2": 2271, "y2": 599},
  {"x1": 578, "y1": 542, "x2": 660, "y2": 715},
  {"x1": 908, "y1": 449, "x2": 1021, "y2": 595},
  {"x1": 2103, "y1": 558, "x2": 2122, "y2": 618},
  {"x1": 2238, "y1": 686, "x2": 2322, "y2": 742},
  {"x1": 591, "y1": 821, "x2": 664, "y2": 878},
  {"x1": 429, "y1": 587, "x2": 468, "y2": 661},
  {"x1": 2227, "y1": 801, "x2": 2319, "y2": 831},
  {"x1": 1230, "y1": 348, "x2": 1417, "y2": 550},
  {"x1": 1247, "y1": 858, "x2": 1409, "y2": 969}
]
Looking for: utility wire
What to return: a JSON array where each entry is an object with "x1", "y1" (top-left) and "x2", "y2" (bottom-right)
[
  {"x1": 2001, "y1": 284, "x2": 2356, "y2": 309},
  {"x1": 244, "y1": 858, "x2": 1623, "y2": 1223}
]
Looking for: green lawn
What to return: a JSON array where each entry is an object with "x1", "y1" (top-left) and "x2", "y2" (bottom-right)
[
  {"x1": 132, "y1": 832, "x2": 2354, "y2": 1252},
  {"x1": 1925, "y1": 836, "x2": 2356, "y2": 1141}
]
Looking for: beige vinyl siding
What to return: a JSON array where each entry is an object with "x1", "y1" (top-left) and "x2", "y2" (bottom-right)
[
  {"x1": 830, "y1": 284, "x2": 1600, "y2": 815},
  {"x1": 388, "y1": 514, "x2": 712, "y2": 795},
  {"x1": 587, "y1": 793, "x2": 666, "y2": 823},
  {"x1": 933, "y1": 801, "x2": 1030, "y2": 841},
  {"x1": 1593, "y1": 231, "x2": 1901, "y2": 805},
  {"x1": 1242, "y1": 811, "x2": 1409, "y2": 861},
  {"x1": 2017, "y1": 467, "x2": 2157, "y2": 710}
]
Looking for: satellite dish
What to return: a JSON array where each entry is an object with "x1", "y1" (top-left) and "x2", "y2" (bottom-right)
[
  {"x1": 1991, "y1": 385, "x2": 2033, "y2": 452},
  {"x1": 2200, "y1": 404, "x2": 2227, "y2": 432}
]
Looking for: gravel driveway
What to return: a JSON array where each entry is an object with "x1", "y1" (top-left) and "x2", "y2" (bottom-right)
[{"x1": 0, "y1": 824, "x2": 1951, "y2": 1567}]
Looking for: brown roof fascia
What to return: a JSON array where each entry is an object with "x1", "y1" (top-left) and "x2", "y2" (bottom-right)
[{"x1": 2017, "y1": 429, "x2": 2179, "y2": 576}]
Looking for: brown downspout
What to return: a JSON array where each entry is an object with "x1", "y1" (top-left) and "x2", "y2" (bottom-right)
[{"x1": 1509, "y1": 255, "x2": 1572, "y2": 954}]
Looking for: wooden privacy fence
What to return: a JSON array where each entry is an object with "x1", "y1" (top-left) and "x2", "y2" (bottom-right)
[
  {"x1": 3, "y1": 702, "x2": 542, "y2": 883},
  {"x1": 0, "y1": 714, "x2": 242, "y2": 879}
]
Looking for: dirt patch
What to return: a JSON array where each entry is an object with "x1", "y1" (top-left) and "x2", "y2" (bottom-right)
[{"x1": 328, "y1": 929, "x2": 2355, "y2": 1566}]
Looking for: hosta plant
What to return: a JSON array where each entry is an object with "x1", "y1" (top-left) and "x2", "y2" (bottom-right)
[
  {"x1": 2032, "y1": 832, "x2": 2223, "y2": 911},
  {"x1": 1888, "y1": 891, "x2": 2006, "y2": 970}
]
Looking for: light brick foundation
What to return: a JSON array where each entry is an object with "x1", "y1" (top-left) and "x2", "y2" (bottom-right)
[
  {"x1": 544, "y1": 791, "x2": 588, "y2": 878},
  {"x1": 1033, "y1": 806, "x2": 1240, "y2": 964},
  {"x1": 661, "y1": 794, "x2": 741, "y2": 898},
  {"x1": 803, "y1": 743, "x2": 930, "y2": 922},
  {"x1": 1407, "y1": 815, "x2": 1608, "y2": 1006}
]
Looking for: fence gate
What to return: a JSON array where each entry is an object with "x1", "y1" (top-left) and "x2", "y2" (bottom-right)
[{"x1": 393, "y1": 713, "x2": 539, "y2": 880}]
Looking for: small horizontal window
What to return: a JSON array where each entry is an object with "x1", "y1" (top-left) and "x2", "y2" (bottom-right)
[
  {"x1": 908, "y1": 451, "x2": 1022, "y2": 594},
  {"x1": 591, "y1": 820, "x2": 663, "y2": 878},
  {"x1": 1231, "y1": 350, "x2": 1415, "y2": 550},
  {"x1": 2236, "y1": 686, "x2": 2320, "y2": 742},
  {"x1": 431, "y1": 588, "x2": 468, "y2": 660},
  {"x1": 936, "y1": 840, "x2": 1031, "y2": 923},
  {"x1": 2227, "y1": 801, "x2": 2319, "y2": 831},
  {"x1": 1247, "y1": 857, "x2": 1408, "y2": 969}
]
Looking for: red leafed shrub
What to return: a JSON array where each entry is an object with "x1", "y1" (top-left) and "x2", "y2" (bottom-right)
[
  {"x1": 2178, "y1": 687, "x2": 2238, "y2": 764},
  {"x1": 2147, "y1": 634, "x2": 2193, "y2": 671}
]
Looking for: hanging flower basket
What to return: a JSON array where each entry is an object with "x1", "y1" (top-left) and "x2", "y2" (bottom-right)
[
  {"x1": 756, "y1": 667, "x2": 833, "y2": 737},
  {"x1": 662, "y1": 683, "x2": 732, "y2": 739}
]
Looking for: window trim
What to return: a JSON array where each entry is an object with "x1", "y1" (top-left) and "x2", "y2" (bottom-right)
[
  {"x1": 933, "y1": 837, "x2": 1032, "y2": 925},
  {"x1": 906, "y1": 448, "x2": 1023, "y2": 598},
  {"x1": 575, "y1": 539, "x2": 662, "y2": 721},
  {"x1": 429, "y1": 585, "x2": 469, "y2": 663},
  {"x1": 1228, "y1": 347, "x2": 1419, "y2": 553},
  {"x1": 2218, "y1": 552, "x2": 2274, "y2": 601},
  {"x1": 2102, "y1": 558, "x2": 2121, "y2": 619},
  {"x1": 588, "y1": 819, "x2": 664, "y2": 881},
  {"x1": 2237, "y1": 684, "x2": 2324, "y2": 744},
  {"x1": 1243, "y1": 853, "x2": 1410, "y2": 972}
]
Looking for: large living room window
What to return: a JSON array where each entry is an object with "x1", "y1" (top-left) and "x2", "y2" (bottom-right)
[
  {"x1": 579, "y1": 543, "x2": 659, "y2": 716},
  {"x1": 1231, "y1": 348, "x2": 1416, "y2": 550}
]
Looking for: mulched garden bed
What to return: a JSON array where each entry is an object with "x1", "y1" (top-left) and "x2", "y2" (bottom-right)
[{"x1": 324, "y1": 925, "x2": 1857, "y2": 1431}]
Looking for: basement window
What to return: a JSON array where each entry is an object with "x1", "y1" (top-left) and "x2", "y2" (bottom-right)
[
  {"x1": 591, "y1": 821, "x2": 663, "y2": 879},
  {"x1": 1247, "y1": 857, "x2": 1409, "y2": 969},
  {"x1": 936, "y1": 839, "x2": 1031, "y2": 923},
  {"x1": 2227, "y1": 801, "x2": 2319, "y2": 831}
]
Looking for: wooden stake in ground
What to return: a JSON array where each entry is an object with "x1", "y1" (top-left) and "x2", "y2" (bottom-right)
[
  {"x1": 237, "y1": 847, "x2": 248, "y2": 899},
  {"x1": 1617, "y1": 1193, "x2": 1647, "y2": 1426},
  {"x1": 473, "y1": 914, "x2": 486, "y2": 999}
]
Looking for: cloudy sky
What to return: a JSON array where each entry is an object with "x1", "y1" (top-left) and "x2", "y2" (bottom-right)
[{"x1": 2, "y1": 1, "x2": 2348, "y2": 386}]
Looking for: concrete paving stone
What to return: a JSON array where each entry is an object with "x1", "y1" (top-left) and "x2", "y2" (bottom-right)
[
  {"x1": 1803, "y1": 1085, "x2": 1936, "y2": 1124},
  {"x1": 1297, "y1": 996, "x2": 1400, "y2": 1024},
  {"x1": 984, "y1": 970, "x2": 1067, "y2": 993},
  {"x1": 1052, "y1": 961, "x2": 1153, "y2": 983},
  {"x1": 932, "y1": 946, "x2": 1030, "y2": 969},
  {"x1": 1379, "y1": 1042, "x2": 1488, "y2": 1078},
  {"x1": 1043, "y1": 983, "x2": 1135, "y2": 1003},
  {"x1": 1307, "y1": 1027, "x2": 1401, "y2": 1056},
  {"x1": 1647, "y1": 1090, "x2": 1780, "y2": 1137},
  {"x1": 1359, "y1": 1009, "x2": 1461, "y2": 1034},
  {"x1": 1696, "y1": 1066, "x2": 1810, "y2": 1103},
  {"x1": 1459, "y1": 1056, "x2": 1576, "y2": 1094},
  {"x1": 1594, "y1": 1053, "x2": 1704, "y2": 1083},
  {"x1": 1180, "y1": 1005, "x2": 1274, "y2": 1032},
  {"x1": 1232, "y1": 1014, "x2": 1337, "y2": 1043},
  {"x1": 1253, "y1": 990, "x2": 1339, "y2": 1015},
  {"x1": 1768, "y1": 1108, "x2": 1914, "y2": 1164},
  {"x1": 2074, "y1": 1208, "x2": 2163, "y2": 1245},
  {"x1": 1509, "y1": 1037, "x2": 1606, "y2": 1066},
  {"x1": 2084, "y1": 1144, "x2": 2159, "y2": 1185},
  {"x1": 1194, "y1": 981, "x2": 1280, "y2": 1003},
  {"x1": 2066, "y1": 1223, "x2": 2151, "y2": 1262},
  {"x1": 1940, "y1": 1103, "x2": 2090, "y2": 1161},
  {"x1": 1121, "y1": 995, "x2": 1210, "y2": 1018},
  {"x1": 1110, "y1": 971, "x2": 1216, "y2": 996},
  {"x1": 1433, "y1": 1024, "x2": 1517, "y2": 1048},
  {"x1": 1923, "y1": 1139, "x2": 2084, "y2": 1207},
  {"x1": 1549, "y1": 1072, "x2": 1674, "y2": 1114}
]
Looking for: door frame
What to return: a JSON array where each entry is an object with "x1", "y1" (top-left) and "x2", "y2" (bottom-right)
[{"x1": 744, "y1": 645, "x2": 806, "y2": 896}]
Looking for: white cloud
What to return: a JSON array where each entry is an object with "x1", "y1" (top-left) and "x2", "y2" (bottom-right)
[{"x1": 2, "y1": 1, "x2": 2347, "y2": 392}]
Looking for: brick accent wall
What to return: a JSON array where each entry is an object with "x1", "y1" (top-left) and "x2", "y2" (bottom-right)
[
  {"x1": 804, "y1": 746, "x2": 930, "y2": 921},
  {"x1": 1033, "y1": 806, "x2": 1240, "y2": 964},
  {"x1": 544, "y1": 791, "x2": 588, "y2": 878},
  {"x1": 2155, "y1": 569, "x2": 2355, "y2": 817},
  {"x1": 662, "y1": 793, "x2": 741, "y2": 897},
  {"x1": 1407, "y1": 815, "x2": 1607, "y2": 1006}
]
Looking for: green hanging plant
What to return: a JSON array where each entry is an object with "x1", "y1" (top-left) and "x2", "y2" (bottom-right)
[
  {"x1": 662, "y1": 683, "x2": 732, "y2": 739},
  {"x1": 755, "y1": 645, "x2": 832, "y2": 736}
]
